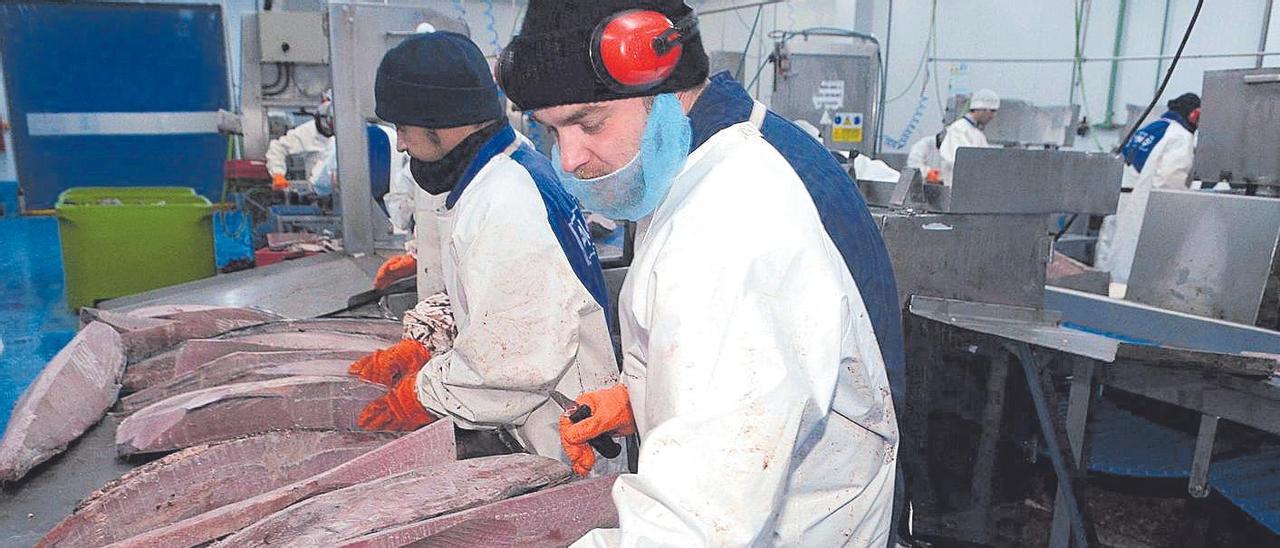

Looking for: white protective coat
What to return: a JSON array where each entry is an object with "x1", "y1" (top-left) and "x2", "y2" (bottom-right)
[
  {"x1": 576, "y1": 113, "x2": 898, "y2": 546},
  {"x1": 1095, "y1": 119, "x2": 1195, "y2": 284},
  {"x1": 906, "y1": 134, "x2": 943, "y2": 174},
  {"x1": 381, "y1": 142, "x2": 416, "y2": 234},
  {"x1": 938, "y1": 115, "x2": 991, "y2": 185},
  {"x1": 264, "y1": 120, "x2": 332, "y2": 182},
  {"x1": 411, "y1": 142, "x2": 623, "y2": 471},
  {"x1": 309, "y1": 125, "x2": 413, "y2": 224}
]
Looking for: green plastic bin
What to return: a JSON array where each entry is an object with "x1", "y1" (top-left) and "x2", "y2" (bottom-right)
[{"x1": 56, "y1": 187, "x2": 216, "y2": 310}]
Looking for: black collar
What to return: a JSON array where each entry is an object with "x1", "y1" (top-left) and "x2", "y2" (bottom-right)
[{"x1": 409, "y1": 121, "x2": 506, "y2": 196}]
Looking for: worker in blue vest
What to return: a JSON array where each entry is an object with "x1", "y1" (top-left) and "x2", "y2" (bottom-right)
[{"x1": 1097, "y1": 93, "x2": 1200, "y2": 285}]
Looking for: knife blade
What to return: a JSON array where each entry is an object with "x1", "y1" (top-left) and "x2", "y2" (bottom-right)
[{"x1": 550, "y1": 390, "x2": 622, "y2": 459}]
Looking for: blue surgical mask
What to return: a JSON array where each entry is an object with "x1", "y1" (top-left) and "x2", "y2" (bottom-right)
[{"x1": 553, "y1": 93, "x2": 692, "y2": 221}]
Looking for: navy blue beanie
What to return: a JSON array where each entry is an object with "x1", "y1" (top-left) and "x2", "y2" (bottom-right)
[{"x1": 375, "y1": 32, "x2": 503, "y2": 129}]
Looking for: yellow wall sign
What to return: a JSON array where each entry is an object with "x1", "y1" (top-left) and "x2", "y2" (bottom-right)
[{"x1": 831, "y1": 112, "x2": 864, "y2": 143}]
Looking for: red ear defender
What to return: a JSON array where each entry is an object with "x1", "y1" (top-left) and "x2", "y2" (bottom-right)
[{"x1": 590, "y1": 10, "x2": 699, "y2": 93}]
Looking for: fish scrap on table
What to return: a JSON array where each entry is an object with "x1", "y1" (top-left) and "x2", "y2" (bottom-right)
[
  {"x1": 117, "y1": 350, "x2": 369, "y2": 414},
  {"x1": 115, "y1": 375, "x2": 387, "y2": 456},
  {"x1": 0, "y1": 322, "x2": 126, "y2": 483},
  {"x1": 37, "y1": 430, "x2": 397, "y2": 548},
  {"x1": 106, "y1": 418, "x2": 458, "y2": 548},
  {"x1": 216, "y1": 454, "x2": 573, "y2": 547},
  {"x1": 7, "y1": 306, "x2": 617, "y2": 548}
]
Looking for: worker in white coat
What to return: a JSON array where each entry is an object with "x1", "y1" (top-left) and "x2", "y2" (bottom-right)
[
  {"x1": 907, "y1": 129, "x2": 946, "y2": 183},
  {"x1": 938, "y1": 88, "x2": 1000, "y2": 185},
  {"x1": 348, "y1": 31, "x2": 622, "y2": 470},
  {"x1": 265, "y1": 94, "x2": 334, "y2": 191},
  {"x1": 500, "y1": 1, "x2": 903, "y2": 544},
  {"x1": 1096, "y1": 93, "x2": 1200, "y2": 286}
]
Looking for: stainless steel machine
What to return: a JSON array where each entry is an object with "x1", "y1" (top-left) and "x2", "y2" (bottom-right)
[
  {"x1": 863, "y1": 148, "x2": 1122, "y2": 310},
  {"x1": 1194, "y1": 67, "x2": 1280, "y2": 192},
  {"x1": 944, "y1": 94, "x2": 1080, "y2": 149},
  {"x1": 768, "y1": 30, "x2": 882, "y2": 155},
  {"x1": 866, "y1": 147, "x2": 1280, "y2": 547}
]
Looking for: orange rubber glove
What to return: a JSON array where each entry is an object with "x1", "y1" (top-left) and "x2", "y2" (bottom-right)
[
  {"x1": 348, "y1": 339, "x2": 431, "y2": 386},
  {"x1": 373, "y1": 254, "x2": 418, "y2": 291},
  {"x1": 925, "y1": 168, "x2": 942, "y2": 185},
  {"x1": 559, "y1": 384, "x2": 637, "y2": 476},
  {"x1": 357, "y1": 370, "x2": 437, "y2": 431},
  {"x1": 271, "y1": 173, "x2": 288, "y2": 191}
]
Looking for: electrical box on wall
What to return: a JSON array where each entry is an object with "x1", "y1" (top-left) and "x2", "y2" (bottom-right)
[{"x1": 258, "y1": 11, "x2": 328, "y2": 64}]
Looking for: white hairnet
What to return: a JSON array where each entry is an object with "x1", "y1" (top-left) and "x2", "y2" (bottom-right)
[{"x1": 970, "y1": 89, "x2": 1000, "y2": 111}]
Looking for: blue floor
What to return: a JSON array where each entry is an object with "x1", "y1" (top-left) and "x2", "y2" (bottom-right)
[{"x1": 0, "y1": 217, "x2": 78, "y2": 432}]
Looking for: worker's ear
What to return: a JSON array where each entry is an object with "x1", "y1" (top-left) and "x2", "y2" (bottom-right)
[{"x1": 1189, "y1": 108, "x2": 1201, "y2": 126}]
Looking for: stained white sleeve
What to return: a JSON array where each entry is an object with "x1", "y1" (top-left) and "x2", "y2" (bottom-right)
[
  {"x1": 579, "y1": 212, "x2": 853, "y2": 546},
  {"x1": 265, "y1": 125, "x2": 308, "y2": 176},
  {"x1": 413, "y1": 176, "x2": 590, "y2": 429},
  {"x1": 906, "y1": 138, "x2": 930, "y2": 169}
]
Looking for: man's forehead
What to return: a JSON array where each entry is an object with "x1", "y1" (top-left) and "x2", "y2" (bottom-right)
[{"x1": 532, "y1": 103, "x2": 607, "y2": 127}]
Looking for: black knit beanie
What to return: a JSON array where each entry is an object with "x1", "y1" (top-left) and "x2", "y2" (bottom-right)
[
  {"x1": 1167, "y1": 93, "x2": 1201, "y2": 119},
  {"x1": 499, "y1": 0, "x2": 709, "y2": 111},
  {"x1": 375, "y1": 32, "x2": 504, "y2": 129}
]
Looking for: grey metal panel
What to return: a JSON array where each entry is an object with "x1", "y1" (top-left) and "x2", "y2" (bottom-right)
[
  {"x1": 1044, "y1": 286, "x2": 1280, "y2": 355},
  {"x1": 909, "y1": 296, "x2": 1118, "y2": 362},
  {"x1": 26, "y1": 111, "x2": 220, "y2": 136},
  {"x1": 258, "y1": 11, "x2": 328, "y2": 64},
  {"x1": 239, "y1": 13, "x2": 334, "y2": 160},
  {"x1": 100, "y1": 252, "x2": 387, "y2": 319},
  {"x1": 948, "y1": 148, "x2": 1122, "y2": 215},
  {"x1": 878, "y1": 151, "x2": 908, "y2": 171},
  {"x1": 857, "y1": 179, "x2": 896, "y2": 207},
  {"x1": 769, "y1": 36, "x2": 880, "y2": 153},
  {"x1": 328, "y1": 2, "x2": 467, "y2": 256},
  {"x1": 1118, "y1": 103, "x2": 1159, "y2": 149},
  {"x1": 1126, "y1": 190, "x2": 1280, "y2": 324},
  {"x1": 1195, "y1": 67, "x2": 1280, "y2": 185},
  {"x1": 875, "y1": 211, "x2": 1051, "y2": 309},
  {"x1": 981, "y1": 99, "x2": 1080, "y2": 148}
]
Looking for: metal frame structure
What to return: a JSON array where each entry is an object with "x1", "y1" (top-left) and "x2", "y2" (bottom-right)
[
  {"x1": 326, "y1": 1, "x2": 466, "y2": 256},
  {"x1": 906, "y1": 294, "x2": 1280, "y2": 547}
]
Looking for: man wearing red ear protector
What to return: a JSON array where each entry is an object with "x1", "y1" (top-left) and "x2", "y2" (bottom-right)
[
  {"x1": 1098, "y1": 92, "x2": 1201, "y2": 286},
  {"x1": 501, "y1": 1, "x2": 903, "y2": 545}
]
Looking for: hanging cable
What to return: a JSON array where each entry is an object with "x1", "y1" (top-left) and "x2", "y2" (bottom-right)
[
  {"x1": 1120, "y1": 0, "x2": 1205, "y2": 148},
  {"x1": 886, "y1": 0, "x2": 938, "y2": 103},
  {"x1": 1070, "y1": 0, "x2": 1108, "y2": 151},
  {"x1": 882, "y1": 93, "x2": 931, "y2": 150},
  {"x1": 262, "y1": 63, "x2": 292, "y2": 97},
  {"x1": 928, "y1": 0, "x2": 946, "y2": 120},
  {"x1": 482, "y1": 0, "x2": 501, "y2": 56},
  {"x1": 451, "y1": 0, "x2": 467, "y2": 22},
  {"x1": 736, "y1": 6, "x2": 764, "y2": 81},
  {"x1": 746, "y1": 54, "x2": 773, "y2": 91},
  {"x1": 262, "y1": 63, "x2": 285, "y2": 92}
]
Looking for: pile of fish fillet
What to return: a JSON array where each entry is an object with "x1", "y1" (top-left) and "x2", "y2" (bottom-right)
[{"x1": 0, "y1": 306, "x2": 618, "y2": 547}]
